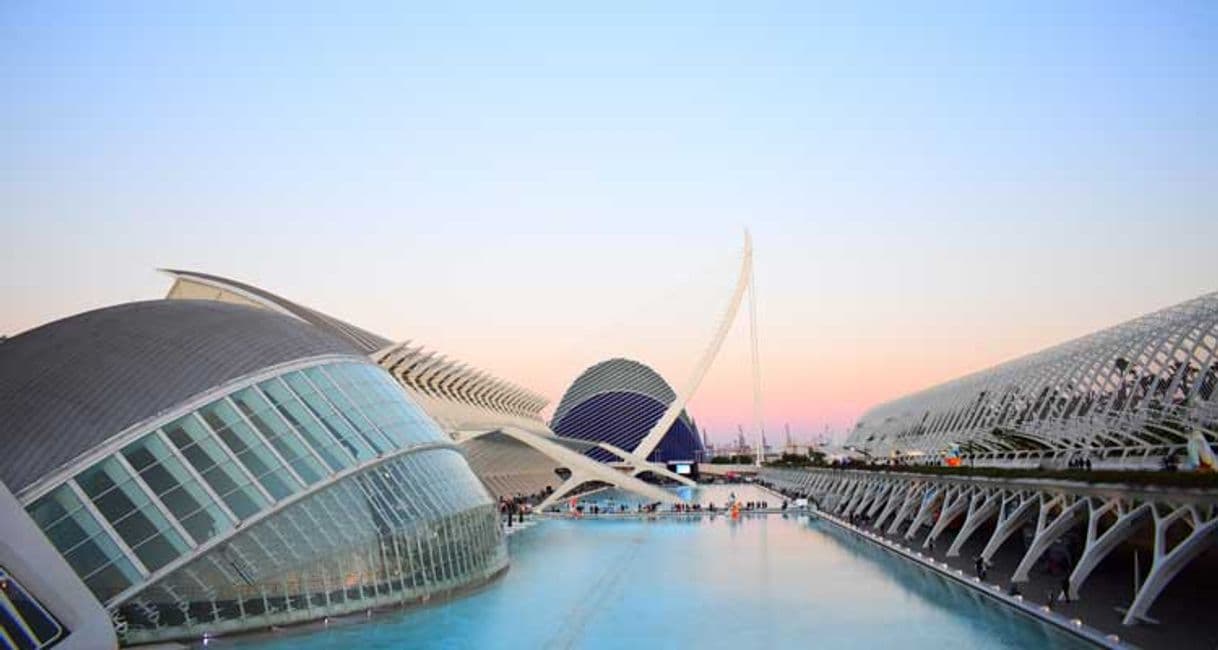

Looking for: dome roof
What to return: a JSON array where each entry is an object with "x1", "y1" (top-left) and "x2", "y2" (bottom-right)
[
  {"x1": 551, "y1": 358, "x2": 702, "y2": 462},
  {"x1": 0, "y1": 300, "x2": 364, "y2": 493},
  {"x1": 551, "y1": 358, "x2": 678, "y2": 426}
]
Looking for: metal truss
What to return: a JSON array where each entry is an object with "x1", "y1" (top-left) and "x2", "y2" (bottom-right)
[{"x1": 845, "y1": 292, "x2": 1218, "y2": 463}]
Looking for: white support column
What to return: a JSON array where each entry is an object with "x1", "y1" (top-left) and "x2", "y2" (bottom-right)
[
  {"x1": 839, "y1": 482, "x2": 862, "y2": 514},
  {"x1": 1069, "y1": 501, "x2": 1151, "y2": 599},
  {"x1": 1011, "y1": 496, "x2": 1088, "y2": 582},
  {"x1": 831, "y1": 478, "x2": 854, "y2": 512},
  {"x1": 905, "y1": 487, "x2": 944, "y2": 540},
  {"x1": 981, "y1": 492, "x2": 1040, "y2": 563},
  {"x1": 851, "y1": 482, "x2": 881, "y2": 517},
  {"x1": 949, "y1": 490, "x2": 1001, "y2": 557},
  {"x1": 1123, "y1": 507, "x2": 1218, "y2": 625},
  {"x1": 836, "y1": 481, "x2": 863, "y2": 515},
  {"x1": 866, "y1": 484, "x2": 894, "y2": 518},
  {"x1": 874, "y1": 486, "x2": 908, "y2": 530},
  {"x1": 924, "y1": 488, "x2": 970, "y2": 549},
  {"x1": 886, "y1": 485, "x2": 924, "y2": 535}
]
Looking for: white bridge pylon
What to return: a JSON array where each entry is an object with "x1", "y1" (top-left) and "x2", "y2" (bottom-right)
[{"x1": 630, "y1": 230, "x2": 759, "y2": 477}]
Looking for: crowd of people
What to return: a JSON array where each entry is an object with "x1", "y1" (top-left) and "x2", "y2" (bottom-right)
[{"x1": 556, "y1": 497, "x2": 791, "y2": 517}]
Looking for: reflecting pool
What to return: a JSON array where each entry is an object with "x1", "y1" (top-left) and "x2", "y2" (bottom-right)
[{"x1": 217, "y1": 485, "x2": 1090, "y2": 649}]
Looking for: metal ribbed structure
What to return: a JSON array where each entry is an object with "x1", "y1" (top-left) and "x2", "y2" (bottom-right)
[
  {"x1": 162, "y1": 269, "x2": 549, "y2": 422},
  {"x1": 847, "y1": 291, "x2": 1218, "y2": 463}
]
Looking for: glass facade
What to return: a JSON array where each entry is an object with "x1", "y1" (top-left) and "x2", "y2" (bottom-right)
[{"x1": 23, "y1": 360, "x2": 505, "y2": 644}]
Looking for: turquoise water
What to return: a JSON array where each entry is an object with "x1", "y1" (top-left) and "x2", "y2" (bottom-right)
[{"x1": 217, "y1": 486, "x2": 1089, "y2": 649}]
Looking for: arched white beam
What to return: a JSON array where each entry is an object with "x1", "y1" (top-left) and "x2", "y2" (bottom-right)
[
  {"x1": 591, "y1": 441, "x2": 696, "y2": 487},
  {"x1": 468, "y1": 427, "x2": 682, "y2": 509},
  {"x1": 632, "y1": 231, "x2": 754, "y2": 463}
]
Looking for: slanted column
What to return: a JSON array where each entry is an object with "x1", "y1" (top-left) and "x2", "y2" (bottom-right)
[
  {"x1": 925, "y1": 487, "x2": 971, "y2": 548},
  {"x1": 1068, "y1": 500, "x2": 1150, "y2": 599},
  {"x1": 827, "y1": 478, "x2": 852, "y2": 510},
  {"x1": 866, "y1": 484, "x2": 894, "y2": 518},
  {"x1": 1011, "y1": 495, "x2": 1088, "y2": 582},
  {"x1": 851, "y1": 482, "x2": 882, "y2": 517},
  {"x1": 948, "y1": 491, "x2": 999, "y2": 557},
  {"x1": 843, "y1": 480, "x2": 871, "y2": 515},
  {"x1": 837, "y1": 480, "x2": 864, "y2": 514},
  {"x1": 980, "y1": 491, "x2": 1039, "y2": 563},
  {"x1": 886, "y1": 484, "x2": 925, "y2": 535},
  {"x1": 905, "y1": 487, "x2": 944, "y2": 540},
  {"x1": 873, "y1": 485, "x2": 908, "y2": 530},
  {"x1": 1123, "y1": 505, "x2": 1218, "y2": 625}
]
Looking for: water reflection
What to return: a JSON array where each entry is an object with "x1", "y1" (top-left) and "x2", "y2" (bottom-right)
[
  {"x1": 220, "y1": 500, "x2": 1091, "y2": 650},
  {"x1": 809, "y1": 520, "x2": 1090, "y2": 649}
]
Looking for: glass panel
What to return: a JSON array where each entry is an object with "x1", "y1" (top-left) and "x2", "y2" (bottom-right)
[
  {"x1": 25, "y1": 485, "x2": 142, "y2": 602},
  {"x1": 122, "y1": 434, "x2": 233, "y2": 544},
  {"x1": 162, "y1": 415, "x2": 269, "y2": 520},
  {"x1": 75, "y1": 459, "x2": 190, "y2": 572},
  {"x1": 230, "y1": 388, "x2": 327, "y2": 485},
  {"x1": 304, "y1": 367, "x2": 394, "y2": 453},
  {"x1": 198, "y1": 399, "x2": 300, "y2": 500},
  {"x1": 282, "y1": 373, "x2": 375, "y2": 462},
  {"x1": 259, "y1": 379, "x2": 352, "y2": 472},
  {"x1": 357, "y1": 364, "x2": 446, "y2": 445}
]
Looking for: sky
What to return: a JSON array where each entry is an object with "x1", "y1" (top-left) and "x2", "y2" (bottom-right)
[{"x1": 3, "y1": 2, "x2": 1216, "y2": 445}]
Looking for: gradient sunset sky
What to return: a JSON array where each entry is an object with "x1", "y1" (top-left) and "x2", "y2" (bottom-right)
[{"x1": 3, "y1": 3, "x2": 1216, "y2": 444}]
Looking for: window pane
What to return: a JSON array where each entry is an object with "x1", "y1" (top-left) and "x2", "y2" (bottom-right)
[
  {"x1": 283, "y1": 373, "x2": 375, "y2": 462},
  {"x1": 305, "y1": 367, "x2": 394, "y2": 453},
  {"x1": 75, "y1": 460, "x2": 190, "y2": 572},
  {"x1": 162, "y1": 416, "x2": 269, "y2": 520},
  {"x1": 198, "y1": 399, "x2": 300, "y2": 500},
  {"x1": 122, "y1": 434, "x2": 233, "y2": 544},
  {"x1": 26, "y1": 486, "x2": 142, "y2": 602},
  {"x1": 259, "y1": 379, "x2": 351, "y2": 472},
  {"x1": 230, "y1": 388, "x2": 326, "y2": 485}
]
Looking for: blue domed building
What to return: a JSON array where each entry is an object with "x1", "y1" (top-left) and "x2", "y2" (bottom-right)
[{"x1": 550, "y1": 359, "x2": 704, "y2": 470}]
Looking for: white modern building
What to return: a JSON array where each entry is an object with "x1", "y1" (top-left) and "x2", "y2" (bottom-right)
[
  {"x1": 161, "y1": 269, "x2": 680, "y2": 508},
  {"x1": 0, "y1": 300, "x2": 507, "y2": 645},
  {"x1": 846, "y1": 291, "x2": 1218, "y2": 468}
]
